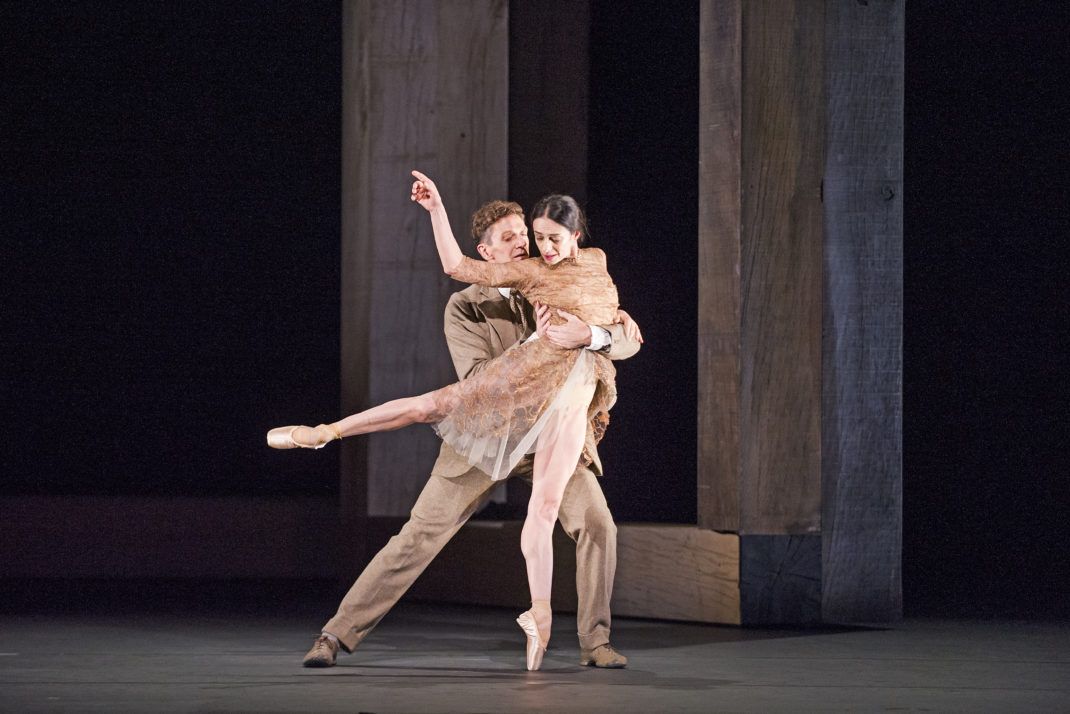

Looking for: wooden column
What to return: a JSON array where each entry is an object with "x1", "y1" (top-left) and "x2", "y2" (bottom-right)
[
  {"x1": 697, "y1": 0, "x2": 743, "y2": 534},
  {"x1": 700, "y1": 0, "x2": 902, "y2": 624},
  {"x1": 699, "y1": 0, "x2": 826, "y2": 623},
  {"x1": 821, "y1": 0, "x2": 903, "y2": 623},
  {"x1": 341, "y1": 0, "x2": 508, "y2": 564}
]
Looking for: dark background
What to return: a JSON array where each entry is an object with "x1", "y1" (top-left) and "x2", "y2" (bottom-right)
[
  {"x1": 2, "y1": 1, "x2": 342, "y2": 497},
  {"x1": 2, "y1": 2, "x2": 1067, "y2": 617},
  {"x1": 902, "y1": 3, "x2": 1069, "y2": 616}
]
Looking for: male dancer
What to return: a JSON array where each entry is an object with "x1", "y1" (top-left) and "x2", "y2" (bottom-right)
[{"x1": 302, "y1": 199, "x2": 640, "y2": 668}]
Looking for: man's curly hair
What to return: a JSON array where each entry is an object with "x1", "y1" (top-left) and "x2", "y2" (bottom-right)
[{"x1": 471, "y1": 200, "x2": 524, "y2": 245}]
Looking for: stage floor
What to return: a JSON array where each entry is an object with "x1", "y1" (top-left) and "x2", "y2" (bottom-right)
[{"x1": 1, "y1": 601, "x2": 1068, "y2": 713}]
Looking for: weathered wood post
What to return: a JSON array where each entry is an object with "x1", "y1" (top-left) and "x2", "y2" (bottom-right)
[
  {"x1": 340, "y1": 0, "x2": 509, "y2": 568},
  {"x1": 699, "y1": 0, "x2": 903, "y2": 623}
]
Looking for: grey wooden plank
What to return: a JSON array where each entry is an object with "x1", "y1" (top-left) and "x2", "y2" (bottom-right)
[
  {"x1": 821, "y1": 0, "x2": 904, "y2": 623},
  {"x1": 739, "y1": 534, "x2": 822, "y2": 625}
]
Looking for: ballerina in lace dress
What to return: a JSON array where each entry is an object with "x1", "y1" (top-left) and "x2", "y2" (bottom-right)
[{"x1": 268, "y1": 170, "x2": 639, "y2": 670}]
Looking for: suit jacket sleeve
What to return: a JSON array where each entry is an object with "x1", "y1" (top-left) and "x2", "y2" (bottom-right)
[
  {"x1": 600, "y1": 322, "x2": 641, "y2": 361},
  {"x1": 443, "y1": 292, "x2": 499, "y2": 380},
  {"x1": 588, "y1": 247, "x2": 639, "y2": 360}
]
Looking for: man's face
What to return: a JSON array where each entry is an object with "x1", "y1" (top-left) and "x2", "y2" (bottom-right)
[{"x1": 476, "y1": 214, "x2": 530, "y2": 263}]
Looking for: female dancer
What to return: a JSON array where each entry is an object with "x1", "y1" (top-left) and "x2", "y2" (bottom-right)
[{"x1": 269, "y1": 171, "x2": 633, "y2": 670}]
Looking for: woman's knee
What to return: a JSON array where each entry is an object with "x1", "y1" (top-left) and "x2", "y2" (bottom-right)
[
  {"x1": 410, "y1": 394, "x2": 439, "y2": 423},
  {"x1": 527, "y1": 492, "x2": 562, "y2": 525}
]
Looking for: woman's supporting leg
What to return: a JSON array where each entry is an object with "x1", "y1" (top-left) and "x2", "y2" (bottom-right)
[
  {"x1": 522, "y1": 408, "x2": 588, "y2": 600},
  {"x1": 272, "y1": 393, "x2": 440, "y2": 448},
  {"x1": 517, "y1": 404, "x2": 589, "y2": 669}
]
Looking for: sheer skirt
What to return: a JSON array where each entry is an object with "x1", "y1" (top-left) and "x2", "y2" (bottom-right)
[{"x1": 431, "y1": 339, "x2": 616, "y2": 481}]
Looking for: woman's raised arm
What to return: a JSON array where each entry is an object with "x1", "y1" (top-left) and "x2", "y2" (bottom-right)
[
  {"x1": 410, "y1": 170, "x2": 537, "y2": 291},
  {"x1": 410, "y1": 170, "x2": 464, "y2": 273}
]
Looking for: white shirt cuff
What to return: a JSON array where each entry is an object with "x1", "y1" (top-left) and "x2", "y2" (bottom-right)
[{"x1": 586, "y1": 325, "x2": 611, "y2": 351}]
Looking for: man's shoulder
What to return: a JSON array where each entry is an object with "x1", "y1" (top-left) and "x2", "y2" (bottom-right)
[
  {"x1": 447, "y1": 284, "x2": 503, "y2": 313},
  {"x1": 450, "y1": 283, "x2": 490, "y2": 305},
  {"x1": 445, "y1": 284, "x2": 499, "y2": 326}
]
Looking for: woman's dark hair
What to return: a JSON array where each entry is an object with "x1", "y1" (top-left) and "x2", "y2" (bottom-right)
[{"x1": 531, "y1": 194, "x2": 588, "y2": 245}]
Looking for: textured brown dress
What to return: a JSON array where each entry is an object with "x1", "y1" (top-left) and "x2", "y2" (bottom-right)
[{"x1": 430, "y1": 248, "x2": 620, "y2": 480}]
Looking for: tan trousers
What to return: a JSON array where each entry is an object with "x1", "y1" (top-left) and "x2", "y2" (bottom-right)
[{"x1": 322, "y1": 463, "x2": 617, "y2": 652}]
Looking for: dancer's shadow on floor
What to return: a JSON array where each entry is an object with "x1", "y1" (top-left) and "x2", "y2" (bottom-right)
[{"x1": 318, "y1": 657, "x2": 735, "y2": 692}]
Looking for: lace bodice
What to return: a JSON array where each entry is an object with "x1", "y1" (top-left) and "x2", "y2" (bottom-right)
[{"x1": 446, "y1": 248, "x2": 620, "y2": 326}]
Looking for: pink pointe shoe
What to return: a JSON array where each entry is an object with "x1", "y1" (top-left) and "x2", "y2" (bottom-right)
[
  {"x1": 266, "y1": 424, "x2": 340, "y2": 449},
  {"x1": 516, "y1": 610, "x2": 548, "y2": 671}
]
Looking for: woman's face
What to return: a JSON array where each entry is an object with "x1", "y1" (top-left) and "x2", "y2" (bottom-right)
[{"x1": 532, "y1": 217, "x2": 579, "y2": 265}]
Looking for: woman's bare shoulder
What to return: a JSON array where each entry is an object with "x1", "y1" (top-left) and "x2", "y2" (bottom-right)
[{"x1": 582, "y1": 247, "x2": 607, "y2": 264}]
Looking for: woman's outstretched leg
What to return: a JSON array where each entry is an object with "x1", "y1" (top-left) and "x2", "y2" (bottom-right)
[
  {"x1": 267, "y1": 393, "x2": 440, "y2": 449},
  {"x1": 517, "y1": 405, "x2": 589, "y2": 670}
]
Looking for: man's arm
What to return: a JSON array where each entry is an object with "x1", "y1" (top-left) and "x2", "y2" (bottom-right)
[
  {"x1": 600, "y1": 322, "x2": 641, "y2": 361},
  {"x1": 535, "y1": 303, "x2": 642, "y2": 361},
  {"x1": 603, "y1": 308, "x2": 642, "y2": 360}
]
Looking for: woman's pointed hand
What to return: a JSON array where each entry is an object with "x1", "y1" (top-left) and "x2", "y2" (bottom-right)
[{"x1": 410, "y1": 170, "x2": 443, "y2": 212}]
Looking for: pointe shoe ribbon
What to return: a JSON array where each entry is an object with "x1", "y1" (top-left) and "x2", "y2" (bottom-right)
[
  {"x1": 516, "y1": 610, "x2": 548, "y2": 671},
  {"x1": 266, "y1": 424, "x2": 340, "y2": 450}
]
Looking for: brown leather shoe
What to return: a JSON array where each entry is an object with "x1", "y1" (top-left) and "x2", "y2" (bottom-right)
[
  {"x1": 579, "y1": 643, "x2": 628, "y2": 668},
  {"x1": 302, "y1": 635, "x2": 339, "y2": 667}
]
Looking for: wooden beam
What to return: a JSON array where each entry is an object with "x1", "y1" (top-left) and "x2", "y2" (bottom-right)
[
  {"x1": 1, "y1": 497, "x2": 741, "y2": 625},
  {"x1": 613, "y1": 525, "x2": 741, "y2": 624},
  {"x1": 739, "y1": 534, "x2": 821, "y2": 624},
  {"x1": 404, "y1": 522, "x2": 741, "y2": 624},
  {"x1": 698, "y1": 0, "x2": 743, "y2": 532},
  {"x1": 341, "y1": 0, "x2": 509, "y2": 537},
  {"x1": 821, "y1": 0, "x2": 904, "y2": 623},
  {"x1": 340, "y1": 0, "x2": 373, "y2": 574},
  {"x1": 699, "y1": 0, "x2": 824, "y2": 535},
  {"x1": 739, "y1": 0, "x2": 825, "y2": 534},
  {"x1": 700, "y1": 0, "x2": 902, "y2": 623}
]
